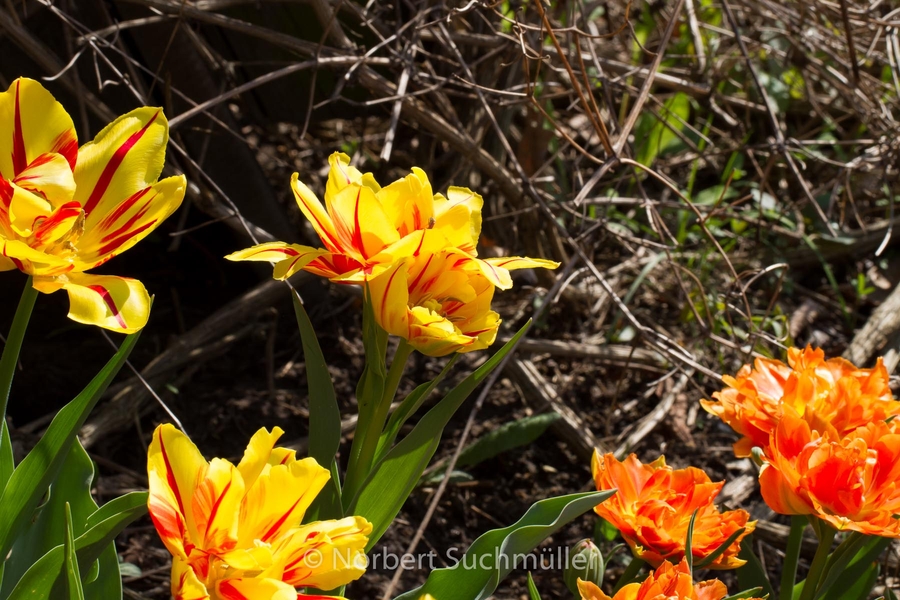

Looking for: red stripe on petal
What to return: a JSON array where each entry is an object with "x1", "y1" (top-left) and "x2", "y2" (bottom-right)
[
  {"x1": 12, "y1": 81, "x2": 27, "y2": 176},
  {"x1": 32, "y1": 201, "x2": 81, "y2": 243},
  {"x1": 216, "y1": 581, "x2": 249, "y2": 600},
  {"x1": 83, "y1": 110, "x2": 160, "y2": 215},
  {"x1": 203, "y1": 479, "x2": 232, "y2": 541},
  {"x1": 248, "y1": 246, "x2": 299, "y2": 258},
  {"x1": 51, "y1": 130, "x2": 78, "y2": 170},
  {"x1": 158, "y1": 433, "x2": 189, "y2": 519},
  {"x1": 98, "y1": 187, "x2": 152, "y2": 230},
  {"x1": 352, "y1": 188, "x2": 367, "y2": 259},
  {"x1": 408, "y1": 253, "x2": 433, "y2": 293},
  {"x1": 261, "y1": 496, "x2": 304, "y2": 542},
  {"x1": 87, "y1": 283, "x2": 128, "y2": 329},
  {"x1": 95, "y1": 219, "x2": 156, "y2": 258}
]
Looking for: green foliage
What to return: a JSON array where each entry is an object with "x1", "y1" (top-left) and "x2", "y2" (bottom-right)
[
  {"x1": 0, "y1": 330, "x2": 140, "y2": 563},
  {"x1": 736, "y1": 536, "x2": 776, "y2": 600},
  {"x1": 393, "y1": 491, "x2": 614, "y2": 600},
  {"x1": 425, "y1": 412, "x2": 562, "y2": 481},
  {"x1": 634, "y1": 93, "x2": 691, "y2": 168},
  {"x1": 2, "y1": 441, "x2": 148, "y2": 599},
  {"x1": 349, "y1": 322, "x2": 532, "y2": 548}
]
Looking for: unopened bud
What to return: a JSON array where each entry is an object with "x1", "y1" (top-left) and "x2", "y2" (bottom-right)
[{"x1": 564, "y1": 539, "x2": 605, "y2": 596}]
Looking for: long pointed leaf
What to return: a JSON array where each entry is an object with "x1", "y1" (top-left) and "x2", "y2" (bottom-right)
[
  {"x1": 0, "y1": 331, "x2": 140, "y2": 560},
  {"x1": 350, "y1": 322, "x2": 531, "y2": 549},
  {"x1": 394, "y1": 490, "x2": 613, "y2": 600},
  {"x1": 63, "y1": 504, "x2": 84, "y2": 600},
  {"x1": 292, "y1": 291, "x2": 340, "y2": 467}
]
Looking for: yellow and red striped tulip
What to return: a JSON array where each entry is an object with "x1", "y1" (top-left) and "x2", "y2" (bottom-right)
[
  {"x1": 577, "y1": 558, "x2": 756, "y2": 600},
  {"x1": 591, "y1": 452, "x2": 754, "y2": 569},
  {"x1": 225, "y1": 153, "x2": 557, "y2": 289},
  {"x1": 148, "y1": 424, "x2": 372, "y2": 600},
  {"x1": 701, "y1": 346, "x2": 898, "y2": 457},
  {"x1": 759, "y1": 409, "x2": 900, "y2": 537},
  {"x1": 366, "y1": 230, "x2": 501, "y2": 357},
  {"x1": 0, "y1": 78, "x2": 185, "y2": 332}
]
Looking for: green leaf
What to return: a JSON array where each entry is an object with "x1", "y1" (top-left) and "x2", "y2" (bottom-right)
[
  {"x1": 376, "y1": 357, "x2": 458, "y2": 462},
  {"x1": 817, "y1": 535, "x2": 889, "y2": 600},
  {"x1": 723, "y1": 588, "x2": 764, "y2": 600},
  {"x1": 819, "y1": 560, "x2": 878, "y2": 600},
  {"x1": 526, "y1": 572, "x2": 542, "y2": 600},
  {"x1": 292, "y1": 291, "x2": 341, "y2": 468},
  {"x1": 0, "y1": 279, "x2": 38, "y2": 420},
  {"x1": 635, "y1": 93, "x2": 690, "y2": 167},
  {"x1": 684, "y1": 510, "x2": 697, "y2": 571},
  {"x1": 63, "y1": 504, "x2": 85, "y2": 600},
  {"x1": 422, "y1": 413, "x2": 561, "y2": 484},
  {"x1": 0, "y1": 421, "x2": 13, "y2": 490},
  {"x1": 736, "y1": 536, "x2": 775, "y2": 600},
  {"x1": 394, "y1": 491, "x2": 614, "y2": 600},
  {"x1": 342, "y1": 290, "x2": 388, "y2": 502},
  {"x1": 2, "y1": 440, "x2": 143, "y2": 599},
  {"x1": 455, "y1": 413, "x2": 561, "y2": 469},
  {"x1": 0, "y1": 330, "x2": 139, "y2": 566},
  {"x1": 594, "y1": 518, "x2": 619, "y2": 543},
  {"x1": 350, "y1": 322, "x2": 531, "y2": 548}
]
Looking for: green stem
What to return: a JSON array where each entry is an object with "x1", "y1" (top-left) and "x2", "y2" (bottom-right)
[
  {"x1": 780, "y1": 516, "x2": 807, "y2": 600},
  {"x1": 343, "y1": 340, "x2": 414, "y2": 500},
  {"x1": 613, "y1": 557, "x2": 645, "y2": 593},
  {"x1": 798, "y1": 519, "x2": 836, "y2": 600},
  {"x1": 0, "y1": 277, "x2": 38, "y2": 420}
]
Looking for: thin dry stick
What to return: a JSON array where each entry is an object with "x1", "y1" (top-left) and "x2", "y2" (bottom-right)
[{"x1": 613, "y1": 0, "x2": 686, "y2": 155}]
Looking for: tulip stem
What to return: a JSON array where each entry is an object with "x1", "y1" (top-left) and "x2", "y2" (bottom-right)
[
  {"x1": 344, "y1": 339, "x2": 414, "y2": 499},
  {"x1": 779, "y1": 516, "x2": 807, "y2": 600},
  {"x1": 798, "y1": 520, "x2": 836, "y2": 600},
  {"x1": 0, "y1": 277, "x2": 38, "y2": 420}
]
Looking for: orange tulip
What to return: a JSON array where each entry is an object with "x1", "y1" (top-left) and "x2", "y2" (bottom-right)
[
  {"x1": 0, "y1": 78, "x2": 185, "y2": 332},
  {"x1": 576, "y1": 558, "x2": 751, "y2": 600},
  {"x1": 701, "y1": 346, "x2": 898, "y2": 457},
  {"x1": 759, "y1": 408, "x2": 900, "y2": 537},
  {"x1": 148, "y1": 424, "x2": 372, "y2": 600},
  {"x1": 591, "y1": 452, "x2": 754, "y2": 569}
]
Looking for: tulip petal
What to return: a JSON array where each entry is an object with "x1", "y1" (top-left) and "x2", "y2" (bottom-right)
[
  {"x1": 31, "y1": 201, "x2": 82, "y2": 247},
  {"x1": 291, "y1": 174, "x2": 342, "y2": 253},
  {"x1": 5, "y1": 179, "x2": 52, "y2": 236},
  {"x1": 76, "y1": 175, "x2": 185, "y2": 268},
  {"x1": 226, "y1": 240, "x2": 333, "y2": 280},
  {"x1": 59, "y1": 272, "x2": 150, "y2": 333},
  {"x1": 376, "y1": 167, "x2": 434, "y2": 237},
  {"x1": 13, "y1": 152, "x2": 76, "y2": 203},
  {"x1": 484, "y1": 256, "x2": 561, "y2": 272},
  {"x1": 327, "y1": 184, "x2": 399, "y2": 262},
  {"x1": 577, "y1": 579, "x2": 612, "y2": 600},
  {"x1": 74, "y1": 106, "x2": 169, "y2": 219},
  {"x1": 434, "y1": 186, "x2": 483, "y2": 254},
  {"x1": 236, "y1": 427, "x2": 284, "y2": 491},
  {"x1": 279, "y1": 516, "x2": 373, "y2": 589},
  {"x1": 216, "y1": 577, "x2": 298, "y2": 600},
  {"x1": 238, "y1": 457, "x2": 330, "y2": 547},
  {"x1": 0, "y1": 78, "x2": 77, "y2": 179},
  {"x1": 148, "y1": 424, "x2": 209, "y2": 560},
  {"x1": 325, "y1": 151, "x2": 380, "y2": 200},
  {"x1": 1, "y1": 238, "x2": 69, "y2": 271},
  {"x1": 192, "y1": 458, "x2": 244, "y2": 552},
  {"x1": 367, "y1": 258, "x2": 411, "y2": 338},
  {"x1": 171, "y1": 557, "x2": 211, "y2": 600}
]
